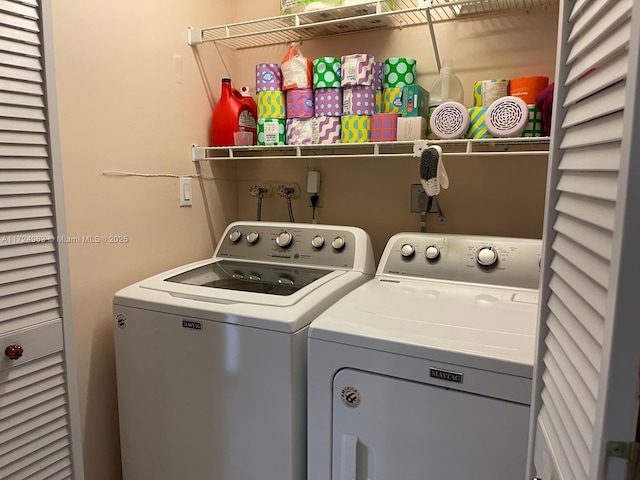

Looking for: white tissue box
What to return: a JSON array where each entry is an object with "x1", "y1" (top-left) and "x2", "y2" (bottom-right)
[
  {"x1": 281, "y1": 0, "x2": 341, "y2": 16},
  {"x1": 397, "y1": 117, "x2": 427, "y2": 141}
]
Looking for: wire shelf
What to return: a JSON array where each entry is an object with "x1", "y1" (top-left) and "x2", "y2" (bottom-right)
[
  {"x1": 188, "y1": 0, "x2": 559, "y2": 49},
  {"x1": 191, "y1": 137, "x2": 550, "y2": 161}
]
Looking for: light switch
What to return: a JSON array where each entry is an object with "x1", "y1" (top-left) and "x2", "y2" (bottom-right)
[{"x1": 180, "y1": 177, "x2": 192, "y2": 207}]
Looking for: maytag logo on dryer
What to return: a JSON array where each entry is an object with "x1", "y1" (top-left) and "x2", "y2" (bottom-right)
[
  {"x1": 429, "y1": 367, "x2": 463, "y2": 383},
  {"x1": 340, "y1": 386, "x2": 361, "y2": 408},
  {"x1": 182, "y1": 320, "x2": 203, "y2": 331}
]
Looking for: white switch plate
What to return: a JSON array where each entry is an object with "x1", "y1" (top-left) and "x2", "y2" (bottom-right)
[{"x1": 180, "y1": 177, "x2": 192, "y2": 207}]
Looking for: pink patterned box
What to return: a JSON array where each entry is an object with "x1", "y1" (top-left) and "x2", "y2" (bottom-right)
[{"x1": 370, "y1": 113, "x2": 400, "y2": 142}]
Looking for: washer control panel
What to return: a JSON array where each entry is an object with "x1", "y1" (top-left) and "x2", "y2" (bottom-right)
[
  {"x1": 216, "y1": 222, "x2": 371, "y2": 270},
  {"x1": 381, "y1": 233, "x2": 542, "y2": 289}
]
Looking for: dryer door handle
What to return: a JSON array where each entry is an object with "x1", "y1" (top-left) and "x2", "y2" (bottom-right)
[{"x1": 340, "y1": 433, "x2": 359, "y2": 480}]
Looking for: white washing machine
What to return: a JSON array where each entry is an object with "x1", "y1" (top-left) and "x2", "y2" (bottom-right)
[
  {"x1": 113, "y1": 221, "x2": 374, "y2": 480},
  {"x1": 307, "y1": 232, "x2": 541, "y2": 480}
]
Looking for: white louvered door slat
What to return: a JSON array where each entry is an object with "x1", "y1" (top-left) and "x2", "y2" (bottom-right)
[
  {"x1": 557, "y1": 143, "x2": 620, "y2": 171},
  {"x1": 562, "y1": 80, "x2": 626, "y2": 127},
  {"x1": 529, "y1": 0, "x2": 640, "y2": 479},
  {"x1": 559, "y1": 110, "x2": 624, "y2": 149},
  {"x1": 547, "y1": 294, "x2": 602, "y2": 371},
  {"x1": 567, "y1": 0, "x2": 632, "y2": 63},
  {"x1": 555, "y1": 193, "x2": 615, "y2": 231},
  {"x1": 565, "y1": 19, "x2": 630, "y2": 84},
  {"x1": 24, "y1": 460, "x2": 72, "y2": 480},
  {"x1": 567, "y1": 0, "x2": 613, "y2": 42},
  {"x1": 556, "y1": 170, "x2": 618, "y2": 200},
  {"x1": 0, "y1": 0, "x2": 82, "y2": 477},
  {"x1": 553, "y1": 220, "x2": 612, "y2": 265},
  {"x1": 548, "y1": 276, "x2": 605, "y2": 343},
  {"x1": 564, "y1": 52, "x2": 627, "y2": 104},
  {"x1": 0, "y1": 67, "x2": 42, "y2": 84},
  {"x1": 551, "y1": 234, "x2": 609, "y2": 286}
]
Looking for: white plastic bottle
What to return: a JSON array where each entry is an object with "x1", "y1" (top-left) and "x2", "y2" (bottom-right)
[{"x1": 428, "y1": 59, "x2": 464, "y2": 138}]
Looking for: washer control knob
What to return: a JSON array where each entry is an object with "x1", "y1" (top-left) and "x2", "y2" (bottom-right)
[
  {"x1": 425, "y1": 245, "x2": 440, "y2": 260},
  {"x1": 5, "y1": 345, "x2": 24, "y2": 361},
  {"x1": 400, "y1": 243, "x2": 415, "y2": 257},
  {"x1": 229, "y1": 230, "x2": 242, "y2": 243},
  {"x1": 276, "y1": 231, "x2": 293, "y2": 248},
  {"x1": 278, "y1": 276, "x2": 294, "y2": 286},
  {"x1": 477, "y1": 247, "x2": 499, "y2": 267},
  {"x1": 332, "y1": 236, "x2": 346, "y2": 251},
  {"x1": 247, "y1": 232, "x2": 260, "y2": 244},
  {"x1": 311, "y1": 235, "x2": 325, "y2": 249}
]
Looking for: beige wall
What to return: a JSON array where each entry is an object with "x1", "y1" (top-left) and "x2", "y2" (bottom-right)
[
  {"x1": 51, "y1": 1, "x2": 558, "y2": 478},
  {"x1": 51, "y1": 1, "x2": 235, "y2": 478}
]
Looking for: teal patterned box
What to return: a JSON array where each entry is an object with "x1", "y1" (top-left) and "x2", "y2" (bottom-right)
[{"x1": 401, "y1": 85, "x2": 430, "y2": 119}]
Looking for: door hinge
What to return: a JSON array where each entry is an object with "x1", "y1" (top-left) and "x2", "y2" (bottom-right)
[{"x1": 606, "y1": 441, "x2": 640, "y2": 480}]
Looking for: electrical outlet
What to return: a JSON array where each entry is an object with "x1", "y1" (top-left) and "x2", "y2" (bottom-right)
[{"x1": 411, "y1": 184, "x2": 427, "y2": 213}]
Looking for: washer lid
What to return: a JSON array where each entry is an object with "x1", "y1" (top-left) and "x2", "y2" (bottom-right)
[
  {"x1": 163, "y1": 259, "x2": 331, "y2": 296},
  {"x1": 138, "y1": 257, "x2": 345, "y2": 308},
  {"x1": 308, "y1": 277, "x2": 539, "y2": 378}
]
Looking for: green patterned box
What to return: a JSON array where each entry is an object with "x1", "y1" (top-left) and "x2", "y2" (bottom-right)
[
  {"x1": 258, "y1": 118, "x2": 286, "y2": 146},
  {"x1": 383, "y1": 57, "x2": 417, "y2": 89},
  {"x1": 521, "y1": 105, "x2": 543, "y2": 137}
]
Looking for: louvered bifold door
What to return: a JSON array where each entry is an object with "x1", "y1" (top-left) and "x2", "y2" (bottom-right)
[
  {"x1": 529, "y1": 1, "x2": 640, "y2": 480},
  {"x1": 0, "y1": 1, "x2": 81, "y2": 479}
]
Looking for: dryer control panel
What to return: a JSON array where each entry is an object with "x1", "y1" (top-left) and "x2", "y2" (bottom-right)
[
  {"x1": 379, "y1": 233, "x2": 542, "y2": 290},
  {"x1": 214, "y1": 222, "x2": 374, "y2": 272}
]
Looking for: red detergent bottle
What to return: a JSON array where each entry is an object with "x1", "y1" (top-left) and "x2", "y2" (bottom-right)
[
  {"x1": 240, "y1": 86, "x2": 258, "y2": 119},
  {"x1": 211, "y1": 78, "x2": 257, "y2": 146}
]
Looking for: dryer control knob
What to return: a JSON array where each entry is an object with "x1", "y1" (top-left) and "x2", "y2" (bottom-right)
[
  {"x1": 247, "y1": 232, "x2": 260, "y2": 244},
  {"x1": 332, "y1": 236, "x2": 346, "y2": 251},
  {"x1": 400, "y1": 243, "x2": 415, "y2": 257},
  {"x1": 311, "y1": 235, "x2": 325, "y2": 249},
  {"x1": 425, "y1": 245, "x2": 440, "y2": 260},
  {"x1": 229, "y1": 230, "x2": 242, "y2": 243},
  {"x1": 276, "y1": 231, "x2": 293, "y2": 248},
  {"x1": 477, "y1": 246, "x2": 499, "y2": 266},
  {"x1": 5, "y1": 345, "x2": 24, "y2": 361}
]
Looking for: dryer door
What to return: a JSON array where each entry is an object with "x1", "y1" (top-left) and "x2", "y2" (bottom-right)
[{"x1": 331, "y1": 369, "x2": 530, "y2": 480}]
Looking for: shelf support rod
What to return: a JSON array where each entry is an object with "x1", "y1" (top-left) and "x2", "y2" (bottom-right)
[{"x1": 423, "y1": 1, "x2": 441, "y2": 72}]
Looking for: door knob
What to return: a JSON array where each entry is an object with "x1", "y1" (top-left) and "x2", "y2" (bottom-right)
[{"x1": 5, "y1": 345, "x2": 24, "y2": 360}]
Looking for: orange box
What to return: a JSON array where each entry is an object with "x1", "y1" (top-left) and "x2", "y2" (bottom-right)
[{"x1": 509, "y1": 76, "x2": 549, "y2": 104}]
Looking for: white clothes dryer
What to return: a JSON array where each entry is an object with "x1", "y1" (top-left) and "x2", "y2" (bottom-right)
[
  {"x1": 307, "y1": 232, "x2": 541, "y2": 480},
  {"x1": 113, "y1": 221, "x2": 374, "y2": 480}
]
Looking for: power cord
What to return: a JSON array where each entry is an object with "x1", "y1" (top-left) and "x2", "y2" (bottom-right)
[{"x1": 310, "y1": 194, "x2": 319, "y2": 224}]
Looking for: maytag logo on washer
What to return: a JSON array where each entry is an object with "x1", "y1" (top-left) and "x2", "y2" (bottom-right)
[
  {"x1": 115, "y1": 313, "x2": 127, "y2": 330},
  {"x1": 340, "y1": 386, "x2": 361, "y2": 408},
  {"x1": 429, "y1": 367, "x2": 463, "y2": 383},
  {"x1": 182, "y1": 320, "x2": 202, "y2": 331}
]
